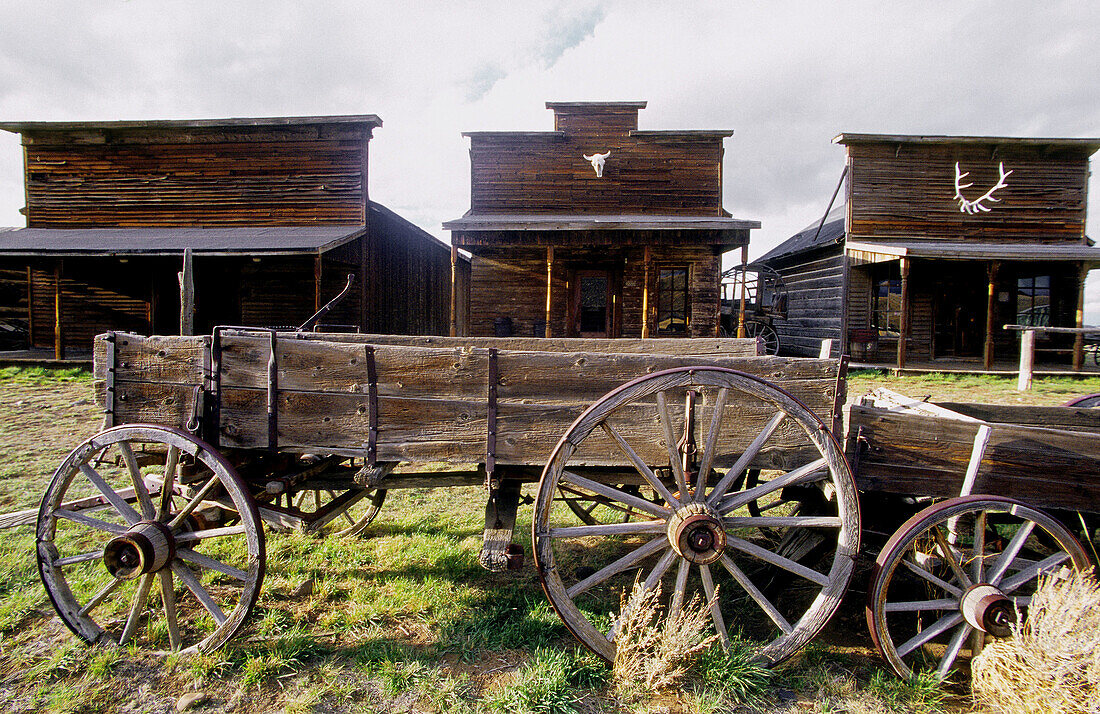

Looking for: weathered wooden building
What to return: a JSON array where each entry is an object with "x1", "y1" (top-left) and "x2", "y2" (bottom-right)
[
  {"x1": 0, "y1": 115, "x2": 466, "y2": 356},
  {"x1": 760, "y1": 134, "x2": 1100, "y2": 366},
  {"x1": 444, "y1": 102, "x2": 758, "y2": 338}
]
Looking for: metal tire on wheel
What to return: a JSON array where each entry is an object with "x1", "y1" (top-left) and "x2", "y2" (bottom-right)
[
  {"x1": 867, "y1": 495, "x2": 1091, "y2": 680},
  {"x1": 37, "y1": 425, "x2": 265, "y2": 654},
  {"x1": 533, "y1": 367, "x2": 860, "y2": 665}
]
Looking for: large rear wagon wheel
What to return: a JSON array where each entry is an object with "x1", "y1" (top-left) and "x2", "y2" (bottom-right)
[
  {"x1": 37, "y1": 425, "x2": 265, "y2": 654},
  {"x1": 533, "y1": 367, "x2": 860, "y2": 665},
  {"x1": 867, "y1": 495, "x2": 1092, "y2": 680}
]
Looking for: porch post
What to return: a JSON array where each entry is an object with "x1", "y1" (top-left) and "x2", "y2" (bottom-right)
[
  {"x1": 896, "y1": 257, "x2": 909, "y2": 369},
  {"x1": 1074, "y1": 264, "x2": 1087, "y2": 371},
  {"x1": 53, "y1": 260, "x2": 64, "y2": 360},
  {"x1": 314, "y1": 255, "x2": 323, "y2": 314},
  {"x1": 737, "y1": 245, "x2": 748, "y2": 338},
  {"x1": 983, "y1": 261, "x2": 999, "y2": 370},
  {"x1": 544, "y1": 246, "x2": 554, "y2": 338},
  {"x1": 179, "y1": 247, "x2": 194, "y2": 336},
  {"x1": 641, "y1": 246, "x2": 651, "y2": 338},
  {"x1": 449, "y1": 244, "x2": 458, "y2": 337}
]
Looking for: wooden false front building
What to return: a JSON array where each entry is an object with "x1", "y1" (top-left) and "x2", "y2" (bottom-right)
[
  {"x1": 0, "y1": 116, "x2": 465, "y2": 357},
  {"x1": 445, "y1": 102, "x2": 758, "y2": 339},
  {"x1": 759, "y1": 134, "x2": 1100, "y2": 368}
]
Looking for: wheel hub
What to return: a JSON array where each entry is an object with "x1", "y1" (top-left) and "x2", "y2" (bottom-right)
[
  {"x1": 667, "y1": 502, "x2": 726, "y2": 564},
  {"x1": 960, "y1": 583, "x2": 1016, "y2": 637},
  {"x1": 103, "y1": 520, "x2": 176, "y2": 580}
]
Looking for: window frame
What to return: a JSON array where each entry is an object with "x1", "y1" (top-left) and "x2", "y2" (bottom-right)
[{"x1": 655, "y1": 265, "x2": 691, "y2": 335}]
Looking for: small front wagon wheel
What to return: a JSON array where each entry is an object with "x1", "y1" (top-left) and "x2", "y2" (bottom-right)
[
  {"x1": 37, "y1": 425, "x2": 265, "y2": 654},
  {"x1": 532, "y1": 367, "x2": 860, "y2": 665},
  {"x1": 867, "y1": 495, "x2": 1092, "y2": 680}
]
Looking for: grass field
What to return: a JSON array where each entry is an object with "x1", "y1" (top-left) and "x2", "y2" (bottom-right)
[{"x1": 1, "y1": 366, "x2": 1099, "y2": 713}]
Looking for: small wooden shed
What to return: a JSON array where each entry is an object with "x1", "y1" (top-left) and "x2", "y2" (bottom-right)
[
  {"x1": 0, "y1": 116, "x2": 466, "y2": 356},
  {"x1": 445, "y1": 102, "x2": 758, "y2": 339},
  {"x1": 760, "y1": 134, "x2": 1100, "y2": 367}
]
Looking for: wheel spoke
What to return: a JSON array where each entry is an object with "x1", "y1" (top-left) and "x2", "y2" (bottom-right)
[
  {"x1": 883, "y1": 598, "x2": 960, "y2": 613},
  {"x1": 55, "y1": 508, "x2": 128, "y2": 534},
  {"x1": 695, "y1": 387, "x2": 730, "y2": 499},
  {"x1": 119, "y1": 573, "x2": 155, "y2": 646},
  {"x1": 716, "y1": 457, "x2": 828, "y2": 513},
  {"x1": 55, "y1": 550, "x2": 104, "y2": 567},
  {"x1": 971, "y1": 510, "x2": 986, "y2": 583},
  {"x1": 723, "y1": 515, "x2": 842, "y2": 529},
  {"x1": 655, "y1": 391, "x2": 689, "y2": 496},
  {"x1": 987, "y1": 521, "x2": 1037, "y2": 585},
  {"x1": 156, "y1": 446, "x2": 181, "y2": 522},
  {"x1": 669, "y1": 558, "x2": 690, "y2": 619},
  {"x1": 174, "y1": 524, "x2": 247, "y2": 543},
  {"x1": 549, "y1": 520, "x2": 666, "y2": 538},
  {"x1": 79, "y1": 577, "x2": 123, "y2": 616},
  {"x1": 900, "y1": 558, "x2": 964, "y2": 597},
  {"x1": 565, "y1": 536, "x2": 668, "y2": 599},
  {"x1": 79, "y1": 464, "x2": 141, "y2": 525},
  {"x1": 896, "y1": 612, "x2": 964, "y2": 657},
  {"x1": 168, "y1": 474, "x2": 222, "y2": 531},
  {"x1": 159, "y1": 570, "x2": 181, "y2": 650},
  {"x1": 700, "y1": 564, "x2": 729, "y2": 649},
  {"x1": 718, "y1": 553, "x2": 792, "y2": 634},
  {"x1": 706, "y1": 411, "x2": 786, "y2": 505},
  {"x1": 936, "y1": 622, "x2": 974, "y2": 679},
  {"x1": 999, "y1": 552, "x2": 1071, "y2": 593},
  {"x1": 176, "y1": 548, "x2": 249, "y2": 581},
  {"x1": 725, "y1": 535, "x2": 831, "y2": 587},
  {"x1": 932, "y1": 526, "x2": 973, "y2": 589},
  {"x1": 601, "y1": 422, "x2": 680, "y2": 507},
  {"x1": 560, "y1": 471, "x2": 670, "y2": 519},
  {"x1": 643, "y1": 548, "x2": 678, "y2": 591},
  {"x1": 119, "y1": 442, "x2": 155, "y2": 520},
  {"x1": 172, "y1": 562, "x2": 227, "y2": 625}
]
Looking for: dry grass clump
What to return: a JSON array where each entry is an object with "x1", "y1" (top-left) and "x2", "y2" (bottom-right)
[
  {"x1": 611, "y1": 580, "x2": 717, "y2": 695},
  {"x1": 972, "y1": 568, "x2": 1100, "y2": 714}
]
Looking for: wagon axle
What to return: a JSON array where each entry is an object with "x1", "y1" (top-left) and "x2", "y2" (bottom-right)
[
  {"x1": 103, "y1": 521, "x2": 176, "y2": 580},
  {"x1": 960, "y1": 584, "x2": 1016, "y2": 638}
]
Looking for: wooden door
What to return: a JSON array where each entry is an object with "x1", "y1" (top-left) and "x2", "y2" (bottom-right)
[{"x1": 571, "y1": 269, "x2": 613, "y2": 337}]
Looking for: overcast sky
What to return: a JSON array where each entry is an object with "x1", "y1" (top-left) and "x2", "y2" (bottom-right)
[{"x1": 1, "y1": 1, "x2": 1099, "y2": 317}]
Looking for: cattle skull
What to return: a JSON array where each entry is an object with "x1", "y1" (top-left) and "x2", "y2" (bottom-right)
[{"x1": 583, "y1": 151, "x2": 610, "y2": 177}]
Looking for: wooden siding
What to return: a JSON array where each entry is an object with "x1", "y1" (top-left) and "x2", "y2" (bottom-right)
[
  {"x1": 467, "y1": 106, "x2": 726, "y2": 216},
  {"x1": 846, "y1": 141, "x2": 1090, "y2": 242},
  {"x1": 767, "y1": 247, "x2": 845, "y2": 357},
  {"x1": 17, "y1": 124, "x2": 371, "y2": 228}
]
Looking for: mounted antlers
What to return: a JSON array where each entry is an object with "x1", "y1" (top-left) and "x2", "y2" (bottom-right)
[
  {"x1": 954, "y1": 161, "x2": 1012, "y2": 214},
  {"x1": 582, "y1": 151, "x2": 610, "y2": 177}
]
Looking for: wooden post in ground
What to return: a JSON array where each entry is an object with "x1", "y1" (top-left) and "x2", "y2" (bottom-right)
[
  {"x1": 544, "y1": 246, "x2": 554, "y2": 338},
  {"x1": 1017, "y1": 329, "x2": 1036, "y2": 391},
  {"x1": 984, "y1": 262, "x2": 999, "y2": 370},
  {"x1": 1074, "y1": 265, "x2": 1087, "y2": 371},
  {"x1": 178, "y1": 248, "x2": 194, "y2": 336},
  {"x1": 819, "y1": 339, "x2": 833, "y2": 358},
  {"x1": 641, "y1": 246, "x2": 651, "y2": 338},
  {"x1": 737, "y1": 246, "x2": 748, "y2": 338},
  {"x1": 896, "y1": 257, "x2": 909, "y2": 369},
  {"x1": 449, "y1": 244, "x2": 458, "y2": 337}
]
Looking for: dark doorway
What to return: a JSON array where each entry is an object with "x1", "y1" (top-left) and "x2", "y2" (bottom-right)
[
  {"x1": 570, "y1": 269, "x2": 615, "y2": 337},
  {"x1": 932, "y1": 264, "x2": 987, "y2": 358}
]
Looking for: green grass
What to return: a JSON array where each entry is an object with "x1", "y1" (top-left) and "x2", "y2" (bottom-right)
[{"x1": 0, "y1": 365, "x2": 92, "y2": 384}]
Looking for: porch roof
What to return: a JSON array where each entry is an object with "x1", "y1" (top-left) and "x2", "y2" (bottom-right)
[
  {"x1": 443, "y1": 213, "x2": 759, "y2": 232},
  {"x1": 845, "y1": 239, "x2": 1100, "y2": 265},
  {"x1": 0, "y1": 225, "x2": 367, "y2": 257}
]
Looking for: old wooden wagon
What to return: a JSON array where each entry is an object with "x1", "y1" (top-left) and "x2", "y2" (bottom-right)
[{"x1": 28, "y1": 325, "x2": 1100, "y2": 681}]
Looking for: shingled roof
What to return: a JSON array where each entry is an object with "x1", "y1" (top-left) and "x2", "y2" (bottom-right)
[{"x1": 758, "y1": 204, "x2": 845, "y2": 263}]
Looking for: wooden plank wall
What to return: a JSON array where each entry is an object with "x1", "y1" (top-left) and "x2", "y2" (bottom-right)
[
  {"x1": 18, "y1": 123, "x2": 372, "y2": 227},
  {"x1": 767, "y1": 246, "x2": 845, "y2": 357},
  {"x1": 468, "y1": 107, "x2": 725, "y2": 215},
  {"x1": 846, "y1": 142, "x2": 1090, "y2": 242}
]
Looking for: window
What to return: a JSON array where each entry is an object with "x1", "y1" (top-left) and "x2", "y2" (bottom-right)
[
  {"x1": 871, "y1": 264, "x2": 902, "y2": 338},
  {"x1": 1016, "y1": 275, "x2": 1051, "y2": 326},
  {"x1": 656, "y1": 267, "x2": 689, "y2": 334}
]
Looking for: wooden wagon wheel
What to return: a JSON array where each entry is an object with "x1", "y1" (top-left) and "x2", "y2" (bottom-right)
[
  {"x1": 532, "y1": 367, "x2": 860, "y2": 665},
  {"x1": 37, "y1": 425, "x2": 265, "y2": 654},
  {"x1": 867, "y1": 495, "x2": 1091, "y2": 680},
  {"x1": 291, "y1": 486, "x2": 387, "y2": 537},
  {"x1": 743, "y1": 320, "x2": 780, "y2": 356},
  {"x1": 557, "y1": 480, "x2": 663, "y2": 526}
]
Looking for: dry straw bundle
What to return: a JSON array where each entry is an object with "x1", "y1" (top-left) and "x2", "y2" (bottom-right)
[
  {"x1": 611, "y1": 580, "x2": 718, "y2": 695},
  {"x1": 971, "y1": 569, "x2": 1100, "y2": 714}
]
